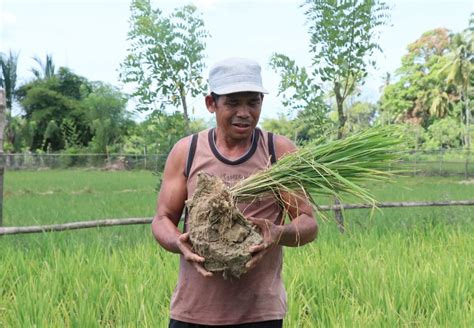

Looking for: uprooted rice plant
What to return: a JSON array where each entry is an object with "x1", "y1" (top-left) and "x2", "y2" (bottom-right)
[{"x1": 188, "y1": 127, "x2": 403, "y2": 278}]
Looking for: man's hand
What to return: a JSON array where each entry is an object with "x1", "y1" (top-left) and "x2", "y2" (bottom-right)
[
  {"x1": 245, "y1": 217, "x2": 283, "y2": 271},
  {"x1": 177, "y1": 232, "x2": 213, "y2": 278}
]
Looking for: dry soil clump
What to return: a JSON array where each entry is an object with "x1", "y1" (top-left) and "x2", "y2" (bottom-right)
[{"x1": 187, "y1": 172, "x2": 262, "y2": 279}]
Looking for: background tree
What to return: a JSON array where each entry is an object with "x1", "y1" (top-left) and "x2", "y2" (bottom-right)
[
  {"x1": 301, "y1": 0, "x2": 389, "y2": 138},
  {"x1": 269, "y1": 54, "x2": 330, "y2": 140},
  {"x1": 444, "y1": 14, "x2": 473, "y2": 177},
  {"x1": 82, "y1": 82, "x2": 131, "y2": 156},
  {"x1": 31, "y1": 54, "x2": 56, "y2": 80},
  {"x1": 271, "y1": 0, "x2": 390, "y2": 231},
  {"x1": 15, "y1": 67, "x2": 93, "y2": 151},
  {"x1": 0, "y1": 51, "x2": 19, "y2": 112},
  {"x1": 424, "y1": 118, "x2": 463, "y2": 150},
  {"x1": 122, "y1": 111, "x2": 207, "y2": 170},
  {"x1": 0, "y1": 51, "x2": 21, "y2": 151},
  {"x1": 378, "y1": 15, "x2": 473, "y2": 154},
  {"x1": 261, "y1": 114, "x2": 297, "y2": 141},
  {"x1": 379, "y1": 29, "x2": 453, "y2": 127},
  {"x1": 345, "y1": 101, "x2": 377, "y2": 132},
  {"x1": 120, "y1": 0, "x2": 209, "y2": 134}
]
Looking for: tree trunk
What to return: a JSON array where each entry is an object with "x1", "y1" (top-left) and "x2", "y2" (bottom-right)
[
  {"x1": 465, "y1": 90, "x2": 471, "y2": 179},
  {"x1": 334, "y1": 82, "x2": 347, "y2": 139},
  {"x1": 180, "y1": 88, "x2": 190, "y2": 135},
  {"x1": 334, "y1": 82, "x2": 346, "y2": 232},
  {"x1": 0, "y1": 89, "x2": 6, "y2": 227}
]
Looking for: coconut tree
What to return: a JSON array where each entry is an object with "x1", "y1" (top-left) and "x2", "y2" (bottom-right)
[
  {"x1": 31, "y1": 54, "x2": 56, "y2": 80},
  {"x1": 444, "y1": 16, "x2": 473, "y2": 178},
  {"x1": 0, "y1": 51, "x2": 19, "y2": 112},
  {"x1": 0, "y1": 51, "x2": 18, "y2": 227}
]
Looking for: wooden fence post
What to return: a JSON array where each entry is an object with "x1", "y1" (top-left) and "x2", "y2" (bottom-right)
[
  {"x1": 0, "y1": 89, "x2": 6, "y2": 227},
  {"x1": 333, "y1": 197, "x2": 345, "y2": 233}
]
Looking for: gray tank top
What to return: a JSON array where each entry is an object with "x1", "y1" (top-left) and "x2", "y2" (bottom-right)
[{"x1": 170, "y1": 128, "x2": 287, "y2": 325}]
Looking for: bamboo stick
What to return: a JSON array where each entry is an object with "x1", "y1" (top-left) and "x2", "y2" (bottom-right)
[
  {"x1": 318, "y1": 200, "x2": 474, "y2": 210},
  {"x1": 1, "y1": 200, "x2": 474, "y2": 236},
  {"x1": 0, "y1": 218, "x2": 152, "y2": 235}
]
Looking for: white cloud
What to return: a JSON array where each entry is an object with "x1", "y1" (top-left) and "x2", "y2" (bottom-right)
[
  {"x1": 195, "y1": 0, "x2": 295, "y2": 8},
  {"x1": 196, "y1": 0, "x2": 217, "y2": 7},
  {"x1": 0, "y1": 10, "x2": 16, "y2": 26}
]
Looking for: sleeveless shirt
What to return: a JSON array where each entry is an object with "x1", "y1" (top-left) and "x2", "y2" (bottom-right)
[{"x1": 169, "y1": 128, "x2": 287, "y2": 325}]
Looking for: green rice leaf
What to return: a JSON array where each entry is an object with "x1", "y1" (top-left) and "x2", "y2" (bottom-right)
[{"x1": 231, "y1": 126, "x2": 403, "y2": 208}]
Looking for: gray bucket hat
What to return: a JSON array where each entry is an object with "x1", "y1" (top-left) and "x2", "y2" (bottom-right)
[{"x1": 208, "y1": 57, "x2": 269, "y2": 95}]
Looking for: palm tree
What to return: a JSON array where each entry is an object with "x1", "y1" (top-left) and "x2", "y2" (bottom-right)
[
  {"x1": 428, "y1": 88, "x2": 450, "y2": 118},
  {"x1": 0, "y1": 51, "x2": 18, "y2": 227},
  {"x1": 0, "y1": 50, "x2": 19, "y2": 112},
  {"x1": 31, "y1": 54, "x2": 56, "y2": 80},
  {"x1": 445, "y1": 14, "x2": 473, "y2": 177}
]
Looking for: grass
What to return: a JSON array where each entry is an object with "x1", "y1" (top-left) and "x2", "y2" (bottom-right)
[
  {"x1": 3, "y1": 170, "x2": 157, "y2": 225},
  {"x1": 1, "y1": 170, "x2": 473, "y2": 327}
]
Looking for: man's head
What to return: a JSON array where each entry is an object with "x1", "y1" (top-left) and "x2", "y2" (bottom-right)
[{"x1": 206, "y1": 58, "x2": 268, "y2": 141}]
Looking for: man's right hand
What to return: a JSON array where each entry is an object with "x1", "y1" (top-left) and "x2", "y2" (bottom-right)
[{"x1": 177, "y1": 232, "x2": 213, "y2": 278}]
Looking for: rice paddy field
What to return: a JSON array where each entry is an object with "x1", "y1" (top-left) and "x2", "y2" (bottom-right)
[{"x1": 0, "y1": 170, "x2": 473, "y2": 327}]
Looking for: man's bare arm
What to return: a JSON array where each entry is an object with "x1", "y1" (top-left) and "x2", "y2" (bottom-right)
[{"x1": 151, "y1": 137, "x2": 212, "y2": 277}]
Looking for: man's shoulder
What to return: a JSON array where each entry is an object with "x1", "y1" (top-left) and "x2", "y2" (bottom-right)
[
  {"x1": 175, "y1": 128, "x2": 210, "y2": 149},
  {"x1": 173, "y1": 135, "x2": 193, "y2": 152},
  {"x1": 259, "y1": 128, "x2": 290, "y2": 141},
  {"x1": 260, "y1": 130, "x2": 297, "y2": 160},
  {"x1": 170, "y1": 128, "x2": 211, "y2": 163}
]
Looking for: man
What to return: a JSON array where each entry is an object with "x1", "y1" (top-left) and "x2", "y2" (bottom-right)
[{"x1": 152, "y1": 57, "x2": 318, "y2": 327}]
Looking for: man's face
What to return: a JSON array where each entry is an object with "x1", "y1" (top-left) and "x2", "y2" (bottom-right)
[{"x1": 207, "y1": 92, "x2": 263, "y2": 141}]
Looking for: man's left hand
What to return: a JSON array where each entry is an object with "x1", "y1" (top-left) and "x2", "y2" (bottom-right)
[{"x1": 245, "y1": 217, "x2": 283, "y2": 271}]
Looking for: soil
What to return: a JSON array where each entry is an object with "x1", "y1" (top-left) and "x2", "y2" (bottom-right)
[{"x1": 186, "y1": 172, "x2": 262, "y2": 279}]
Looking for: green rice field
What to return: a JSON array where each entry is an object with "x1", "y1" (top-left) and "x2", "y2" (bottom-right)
[{"x1": 1, "y1": 170, "x2": 473, "y2": 327}]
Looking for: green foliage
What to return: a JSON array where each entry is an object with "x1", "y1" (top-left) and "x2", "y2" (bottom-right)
[
  {"x1": 120, "y1": 0, "x2": 210, "y2": 132},
  {"x1": 31, "y1": 54, "x2": 56, "y2": 80},
  {"x1": 271, "y1": 0, "x2": 389, "y2": 139},
  {"x1": 262, "y1": 109, "x2": 334, "y2": 144},
  {"x1": 302, "y1": 0, "x2": 389, "y2": 135},
  {"x1": 345, "y1": 100, "x2": 377, "y2": 132},
  {"x1": 303, "y1": 0, "x2": 389, "y2": 84},
  {"x1": 444, "y1": 16, "x2": 473, "y2": 151},
  {"x1": 15, "y1": 68, "x2": 92, "y2": 151},
  {"x1": 269, "y1": 54, "x2": 329, "y2": 125},
  {"x1": 261, "y1": 114, "x2": 297, "y2": 141},
  {"x1": 0, "y1": 50, "x2": 19, "y2": 110},
  {"x1": 424, "y1": 118, "x2": 463, "y2": 150},
  {"x1": 3, "y1": 116, "x2": 35, "y2": 152},
  {"x1": 82, "y1": 82, "x2": 131, "y2": 155},
  {"x1": 15, "y1": 68, "x2": 131, "y2": 154},
  {"x1": 379, "y1": 15, "x2": 473, "y2": 150},
  {"x1": 380, "y1": 29, "x2": 454, "y2": 127},
  {"x1": 122, "y1": 112, "x2": 208, "y2": 168},
  {"x1": 397, "y1": 123, "x2": 427, "y2": 150},
  {"x1": 60, "y1": 118, "x2": 81, "y2": 149},
  {"x1": 43, "y1": 119, "x2": 60, "y2": 150},
  {"x1": 146, "y1": 111, "x2": 187, "y2": 156}
]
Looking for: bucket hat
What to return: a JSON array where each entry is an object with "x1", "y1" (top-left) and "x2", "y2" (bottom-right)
[{"x1": 208, "y1": 57, "x2": 268, "y2": 95}]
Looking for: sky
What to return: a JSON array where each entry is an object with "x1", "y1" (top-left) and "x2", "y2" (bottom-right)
[{"x1": 1, "y1": 0, "x2": 473, "y2": 121}]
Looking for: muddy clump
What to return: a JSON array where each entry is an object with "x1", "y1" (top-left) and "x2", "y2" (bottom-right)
[{"x1": 187, "y1": 172, "x2": 262, "y2": 279}]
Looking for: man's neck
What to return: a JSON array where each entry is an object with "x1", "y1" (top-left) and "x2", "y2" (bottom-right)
[{"x1": 213, "y1": 128, "x2": 255, "y2": 160}]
